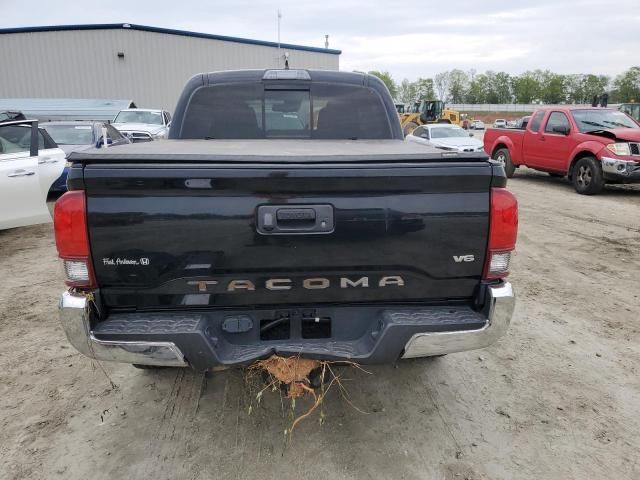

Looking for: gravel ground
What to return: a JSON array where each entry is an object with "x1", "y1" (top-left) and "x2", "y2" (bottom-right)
[{"x1": 1, "y1": 169, "x2": 639, "y2": 480}]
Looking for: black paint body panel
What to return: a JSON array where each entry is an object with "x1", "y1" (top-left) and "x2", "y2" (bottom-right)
[{"x1": 84, "y1": 162, "x2": 493, "y2": 310}]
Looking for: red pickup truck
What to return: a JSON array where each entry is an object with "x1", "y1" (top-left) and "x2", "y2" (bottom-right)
[{"x1": 483, "y1": 107, "x2": 640, "y2": 194}]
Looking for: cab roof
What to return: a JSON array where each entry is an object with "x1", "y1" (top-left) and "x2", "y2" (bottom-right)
[
  {"x1": 117, "y1": 108, "x2": 164, "y2": 113},
  {"x1": 534, "y1": 106, "x2": 617, "y2": 112}
]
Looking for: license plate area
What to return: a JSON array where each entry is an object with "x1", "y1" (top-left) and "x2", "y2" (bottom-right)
[{"x1": 259, "y1": 309, "x2": 332, "y2": 341}]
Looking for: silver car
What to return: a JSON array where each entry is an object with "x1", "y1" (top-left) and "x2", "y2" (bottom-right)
[
  {"x1": 405, "y1": 124, "x2": 484, "y2": 152},
  {"x1": 112, "y1": 108, "x2": 171, "y2": 142}
]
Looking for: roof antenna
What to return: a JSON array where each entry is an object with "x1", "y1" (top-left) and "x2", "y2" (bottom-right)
[
  {"x1": 277, "y1": 10, "x2": 282, "y2": 67},
  {"x1": 325, "y1": 34, "x2": 329, "y2": 49}
]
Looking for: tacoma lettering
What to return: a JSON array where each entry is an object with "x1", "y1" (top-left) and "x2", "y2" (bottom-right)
[{"x1": 188, "y1": 276, "x2": 406, "y2": 293}]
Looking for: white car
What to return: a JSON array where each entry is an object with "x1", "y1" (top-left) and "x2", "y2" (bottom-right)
[
  {"x1": 470, "y1": 120, "x2": 485, "y2": 130},
  {"x1": 112, "y1": 108, "x2": 171, "y2": 142},
  {"x1": 493, "y1": 119, "x2": 507, "y2": 128},
  {"x1": 405, "y1": 124, "x2": 484, "y2": 153},
  {"x1": 0, "y1": 120, "x2": 65, "y2": 229}
]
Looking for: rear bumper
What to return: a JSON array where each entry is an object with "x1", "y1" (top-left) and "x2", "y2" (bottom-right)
[
  {"x1": 401, "y1": 282, "x2": 514, "y2": 358},
  {"x1": 59, "y1": 282, "x2": 514, "y2": 369},
  {"x1": 59, "y1": 292, "x2": 187, "y2": 367}
]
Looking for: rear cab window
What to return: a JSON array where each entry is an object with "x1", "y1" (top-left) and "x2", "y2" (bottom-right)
[
  {"x1": 180, "y1": 82, "x2": 392, "y2": 140},
  {"x1": 528, "y1": 111, "x2": 545, "y2": 132}
]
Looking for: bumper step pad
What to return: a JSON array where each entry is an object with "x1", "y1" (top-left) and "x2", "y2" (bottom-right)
[
  {"x1": 94, "y1": 314, "x2": 204, "y2": 335},
  {"x1": 382, "y1": 308, "x2": 486, "y2": 330}
]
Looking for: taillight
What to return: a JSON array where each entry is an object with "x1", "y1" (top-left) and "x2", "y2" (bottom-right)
[
  {"x1": 483, "y1": 187, "x2": 518, "y2": 280},
  {"x1": 54, "y1": 191, "x2": 96, "y2": 288}
]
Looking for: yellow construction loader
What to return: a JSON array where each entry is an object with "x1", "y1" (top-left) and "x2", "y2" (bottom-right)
[{"x1": 399, "y1": 100, "x2": 462, "y2": 136}]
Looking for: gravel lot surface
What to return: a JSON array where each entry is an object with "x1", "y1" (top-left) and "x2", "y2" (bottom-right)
[{"x1": 1, "y1": 168, "x2": 639, "y2": 480}]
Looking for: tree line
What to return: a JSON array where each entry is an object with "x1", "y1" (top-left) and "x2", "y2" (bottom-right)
[{"x1": 367, "y1": 67, "x2": 640, "y2": 105}]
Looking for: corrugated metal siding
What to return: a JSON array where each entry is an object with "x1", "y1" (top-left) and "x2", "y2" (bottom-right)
[{"x1": 0, "y1": 29, "x2": 339, "y2": 111}]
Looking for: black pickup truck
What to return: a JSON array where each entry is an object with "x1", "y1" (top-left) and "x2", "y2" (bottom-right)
[{"x1": 55, "y1": 69, "x2": 517, "y2": 371}]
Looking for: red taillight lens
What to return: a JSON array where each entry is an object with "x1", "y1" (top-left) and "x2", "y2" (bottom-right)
[
  {"x1": 54, "y1": 191, "x2": 96, "y2": 288},
  {"x1": 483, "y1": 187, "x2": 518, "y2": 280}
]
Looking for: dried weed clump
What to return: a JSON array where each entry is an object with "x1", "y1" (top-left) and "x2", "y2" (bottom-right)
[
  {"x1": 247, "y1": 355, "x2": 369, "y2": 437},
  {"x1": 252, "y1": 355, "x2": 322, "y2": 398}
]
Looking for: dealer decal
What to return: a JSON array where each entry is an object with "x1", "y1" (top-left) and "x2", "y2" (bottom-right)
[{"x1": 102, "y1": 257, "x2": 150, "y2": 266}]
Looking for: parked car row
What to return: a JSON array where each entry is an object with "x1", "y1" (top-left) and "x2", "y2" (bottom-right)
[
  {"x1": 5, "y1": 98, "x2": 638, "y2": 234},
  {"x1": 1, "y1": 104, "x2": 170, "y2": 230},
  {"x1": 42, "y1": 121, "x2": 131, "y2": 192},
  {"x1": 464, "y1": 117, "x2": 528, "y2": 131},
  {"x1": 490, "y1": 116, "x2": 531, "y2": 130}
]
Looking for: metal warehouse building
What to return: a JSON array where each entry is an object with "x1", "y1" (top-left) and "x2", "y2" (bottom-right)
[{"x1": 0, "y1": 23, "x2": 341, "y2": 112}]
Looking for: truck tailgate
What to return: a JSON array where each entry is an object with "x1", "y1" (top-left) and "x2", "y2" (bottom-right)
[{"x1": 83, "y1": 162, "x2": 493, "y2": 310}]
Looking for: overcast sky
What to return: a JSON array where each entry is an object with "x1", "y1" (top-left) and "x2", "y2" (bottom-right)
[{"x1": 1, "y1": 0, "x2": 638, "y2": 81}]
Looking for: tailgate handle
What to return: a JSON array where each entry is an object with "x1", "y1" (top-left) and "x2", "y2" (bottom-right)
[
  {"x1": 277, "y1": 208, "x2": 316, "y2": 223},
  {"x1": 257, "y1": 205, "x2": 334, "y2": 234}
]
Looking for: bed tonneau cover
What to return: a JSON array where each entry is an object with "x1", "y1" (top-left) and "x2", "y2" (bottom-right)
[{"x1": 69, "y1": 139, "x2": 488, "y2": 163}]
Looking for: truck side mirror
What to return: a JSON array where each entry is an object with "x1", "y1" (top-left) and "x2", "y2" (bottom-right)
[{"x1": 552, "y1": 125, "x2": 569, "y2": 135}]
